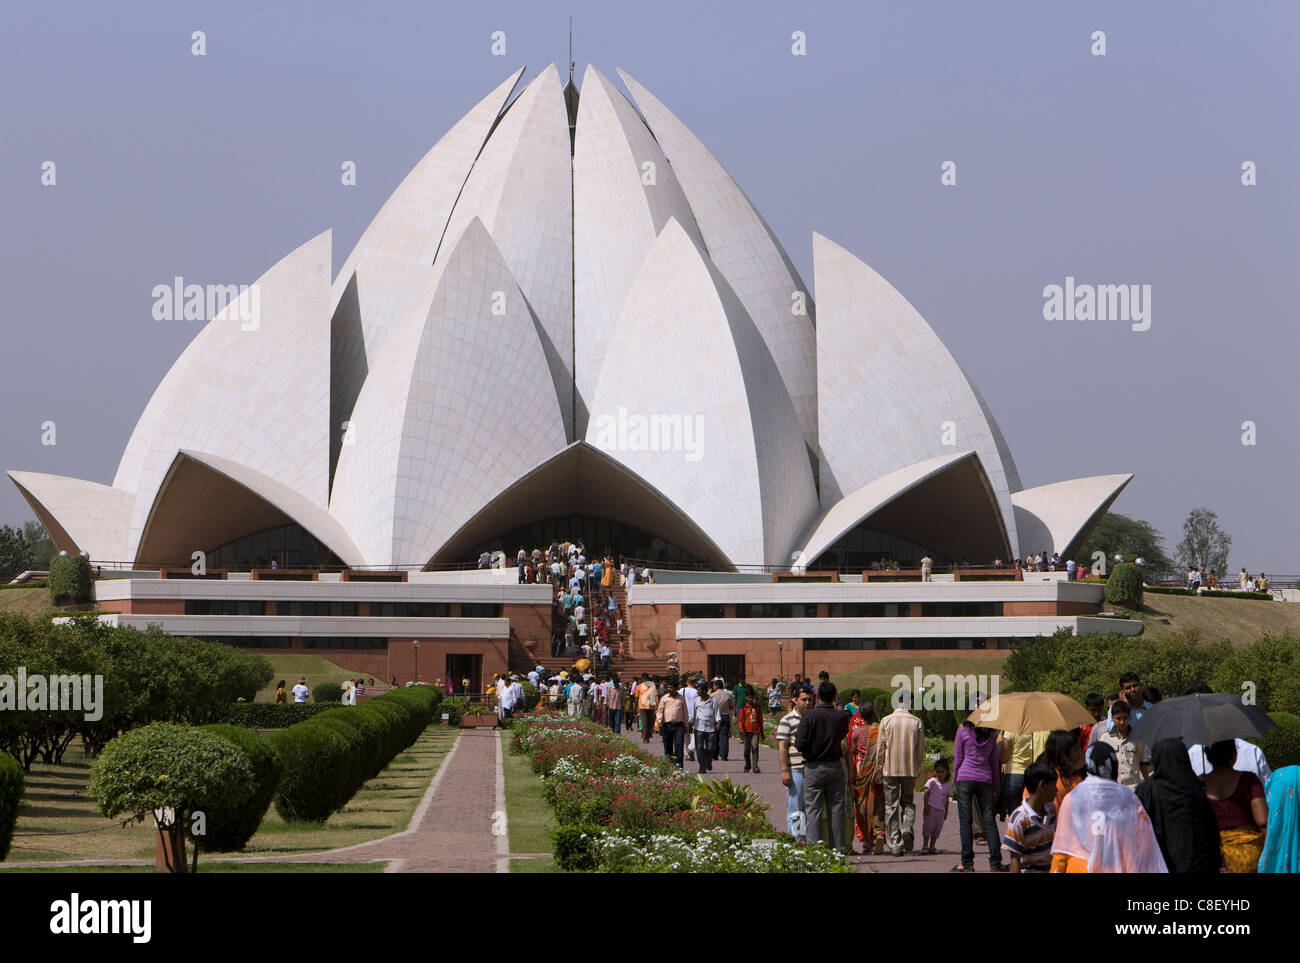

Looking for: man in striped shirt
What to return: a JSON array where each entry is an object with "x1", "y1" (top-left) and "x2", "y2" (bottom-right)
[
  {"x1": 777, "y1": 685, "x2": 814, "y2": 843},
  {"x1": 1002, "y1": 762, "x2": 1058, "y2": 872}
]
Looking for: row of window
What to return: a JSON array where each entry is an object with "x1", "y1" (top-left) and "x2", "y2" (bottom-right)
[
  {"x1": 194, "y1": 636, "x2": 390, "y2": 649},
  {"x1": 681, "y1": 602, "x2": 1003, "y2": 619},
  {"x1": 805, "y1": 637, "x2": 1011, "y2": 651},
  {"x1": 181, "y1": 601, "x2": 494, "y2": 617}
]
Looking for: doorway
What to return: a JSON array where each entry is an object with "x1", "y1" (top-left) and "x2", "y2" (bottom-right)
[
  {"x1": 707, "y1": 655, "x2": 746, "y2": 687},
  {"x1": 446, "y1": 654, "x2": 482, "y2": 697}
]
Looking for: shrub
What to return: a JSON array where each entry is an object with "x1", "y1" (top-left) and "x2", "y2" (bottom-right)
[
  {"x1": 311, "y1": 712, "x2": 370, "y2": 800},
  {"x1": 441, "y1": 696, "x2": 470, "y2": 727},
  {"x1": 313, "y1": 682, "x2": 344, "y2": 703},
  {"x1": 1254, "y1": 713, "x2": 1300, "y2": 769},
  {"x1": 88, "y1": 723, "x2": 255, "y2": 872},
  {"x1": 270, "y1": 721, "x2": 350, "y2": 822},
  {"x1": 1210, "y1": 635, "x2": 1300, "y2": 716},
  {"x1": 552, "y1": 823, "x2": 602, "y2": 870},
  {"x1": 223, "y1": 703, "x2": 341, "y2": 728},
  {"x1": 0, "y1": 753, "x2": 23, "y2": 861},
  {"x1": 196, "y1": 724, "x2": 283, "y2": 852},
  {"x1": 1105, "y1": 563, "x2": 1143, "y2": 607},
  {"x1": 520, "y1": 681, "x2": 541, "y2": 713},
  {"x1": 48, "y1": 554, "x2": 92, "y2": 605}
]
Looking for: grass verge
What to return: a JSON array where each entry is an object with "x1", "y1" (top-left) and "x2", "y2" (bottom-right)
[{"x1": 501, "y1": 730, "x2": 557, "y2": 873}]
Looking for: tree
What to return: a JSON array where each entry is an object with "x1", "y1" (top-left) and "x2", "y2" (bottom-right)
[
  {"x1": 88, "y1": 723, "x2": 254, "y2": 873},
  {"x1": 1077, "y1": 513, "x2": 1177, "y2": 578},
  {"x1": 0, "y1": 525, "x2": 35, "y2": 583},
  {"x1": 1176, "y1": 507, "x2": 1232, "y2": 575},
  {"x1": 21, "y1": 521, "x2": 55, "y2": 568}
]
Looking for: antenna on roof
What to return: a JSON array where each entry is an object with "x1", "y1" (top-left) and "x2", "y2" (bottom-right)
[{"x1": 569, "y1": 17, "x2": 575, "y2": 83}]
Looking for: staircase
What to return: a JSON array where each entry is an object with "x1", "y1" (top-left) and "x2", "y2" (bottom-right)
[{"x1": 512, "y1": 575, "x2": 661, "y2": 678}]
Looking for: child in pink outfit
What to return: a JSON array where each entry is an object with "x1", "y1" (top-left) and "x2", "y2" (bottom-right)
[{"x1": 922, "y1": 759, "x2": 952, "y2": 854}]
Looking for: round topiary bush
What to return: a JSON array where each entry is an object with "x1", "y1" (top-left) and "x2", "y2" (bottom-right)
[
  {"x1": 0, "y1": 753, "x2": 24, "y2": 861},
  {"x1": 196, "y1": 724, "x2": 283, "y2": 852},
  {"x1": 87, "y1": 722, "x2": 255, "y2": 872},
  {"x1": 48, "y1": 554, "x2": 92, "y2": 606},
  {"x1": 1105, "y1": 562, "x2": 1143, "y2": 607},
  {"x1": 313, "y1": 682, "x2": 344, "y2": 703}
]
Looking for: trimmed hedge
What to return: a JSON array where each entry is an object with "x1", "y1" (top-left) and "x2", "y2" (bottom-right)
[
  {"x1": 224, "y1": 703, "x2": 341, "y2": 728},
  {"x1": 48, "y1": 554, "x2": 92, "y2": 605},
  {"x1": 313, "y1": 682, "x2": 344, "y2": 703},
  {"x1": 1254, "y1": 713, "x2": 1300, "y2": 769},
  {"x1": 196, "y1": 724, "x2": 283, "y2": 852},
  {"x1": 1105, "y1": 563, "x2": 1143, "y2": 607},
  {"x1": 270, "y1": 686, "x2": 441, "y2": 822},
  {"x1": 552, "y1": 823, "x2": 603, "y2": 871},
  {"x1": 0, "y1": 753, "x2": 23, "y2": 861}
]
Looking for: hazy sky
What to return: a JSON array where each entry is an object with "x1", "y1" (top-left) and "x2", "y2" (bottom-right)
[{"x1": 2, "y1": 0, "x2": 1296, "y2": 572}]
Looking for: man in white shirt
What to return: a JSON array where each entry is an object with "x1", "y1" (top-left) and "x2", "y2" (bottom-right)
[
  {"x1": 1188, "y1": 739, "x2": 1271, "y2": 783},
  {"x1": 527, "y1": 669, "x2": 540, "y2": 686},
  {"x1": 292, "y1": 677, "x2": 310, "y2": 703},
  {"x1": 682, "y1": 679, "x2": 700, "y2": 761}
]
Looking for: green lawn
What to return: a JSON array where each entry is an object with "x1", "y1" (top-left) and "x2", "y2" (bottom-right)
[
  {"x1": 830, "y1": 655, "x2": 1008, "y2": 696},
  {"x1": 255, "y1": 653, "x2": 381, "y2": 702},
  {"x1": 501, "y1": 730, "x2": 558, "y2": 873},
  {"x1": 5, "y1": 725, "x2": 459, "y2": 865},
  {"x1": 0, "y1": 585, "x2": 50, "y2": 615},
  {"x1": 1115, "y1": 592, "x2": 1300, "y2": 647}
]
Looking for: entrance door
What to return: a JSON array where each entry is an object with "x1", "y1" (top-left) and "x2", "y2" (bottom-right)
[
  {"x1": 446, "y1": 654, "x2": 482, "y2": 697},
  {"x1": 707, "y1": 655, "x2": 745, "y2": 686}
]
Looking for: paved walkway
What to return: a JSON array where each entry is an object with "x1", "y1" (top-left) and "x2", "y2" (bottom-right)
[
  {"x1": 13, "y1": 728, "x2": 512, "y2": 874},
  {"x1": 622, "y1": 721, "x2": 1006, "y2": 874}
]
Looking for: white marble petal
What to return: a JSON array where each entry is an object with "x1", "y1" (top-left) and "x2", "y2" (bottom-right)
[
  {"x1": 619, "y1": 69, "x2": 818, "y2": 454},
  {"x1": 813, "y1": 231, "x2": 1020, "y2": 550},
  {"x1": 573, "y1": 65, "x2": 705, "y2": 436},
  {"x1": 330, "y1": 217, "x2": 568, "y2": 566},
  {"x1": 443, "y1": 65, "x2": 574, "y2": 436},
  {"x1": 1012, "y1": 474, "x2": 1134, "y2": 558},
  {"x1": 585, "y1": 218, "x2": 817, "y2": 567},
  {"x1": 7, "y1": 472, "x2": 134, "y2": 563},
  {"x1": 113, "y1": 229, "x2": 335, "y2": 563}
]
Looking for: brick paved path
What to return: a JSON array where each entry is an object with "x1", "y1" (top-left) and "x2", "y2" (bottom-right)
[
  {"x1": 279, "y1": 727, "x2": 506, "y2": 872},
  {"x1": 622, "y1": 720, "x2": 1008, "y2": 874}
]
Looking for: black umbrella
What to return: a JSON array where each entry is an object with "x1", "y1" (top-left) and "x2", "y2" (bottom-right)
[{"x1": 1129, "y1": 693, "x2": 1276, "y2": 747}]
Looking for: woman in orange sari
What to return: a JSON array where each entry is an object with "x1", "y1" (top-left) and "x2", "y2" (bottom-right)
[{"x1": 846, "y1": 703, "x2": 885, "y2": 854}]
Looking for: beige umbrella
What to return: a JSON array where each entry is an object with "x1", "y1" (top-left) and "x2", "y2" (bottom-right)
[{"x1": 963, "y1": 691, "x2": 1095, "y2": 735}]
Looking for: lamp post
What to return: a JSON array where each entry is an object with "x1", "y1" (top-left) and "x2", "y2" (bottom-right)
[
  {"x1": 778, "y1": 640, "x2": 784, "y2": 681},
  {"x1": 412, "y1": 639, "x2": 419, "y2": 684}
]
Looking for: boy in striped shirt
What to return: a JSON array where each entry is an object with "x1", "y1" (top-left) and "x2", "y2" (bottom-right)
[{"x1": 1003, "y1": 762, "x2": 1058, "y2": 872}]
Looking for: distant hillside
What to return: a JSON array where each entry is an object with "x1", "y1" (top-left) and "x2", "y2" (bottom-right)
[
  {"x1": 1120, "y1": 593, "x2": 1300, "y2": 647},
  {"x1": 0, "y1": 586, "x2": 48, "y2": 616}
]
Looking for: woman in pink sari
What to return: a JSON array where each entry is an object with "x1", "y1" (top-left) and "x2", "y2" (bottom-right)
[{"x1": 847, "y1": 703, "x2": 885, "y2": 854}]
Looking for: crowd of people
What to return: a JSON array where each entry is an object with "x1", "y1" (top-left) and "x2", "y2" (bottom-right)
[
  {"x1": 1185, "y1": 566, "x2": 1270, "y2": 593},
  {"x1": 763, "y1": 668, "x2": 1296, "y2": 872}
]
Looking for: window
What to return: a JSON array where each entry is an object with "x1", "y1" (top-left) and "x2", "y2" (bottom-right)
[
  {"x1": 826, "y1": 603, "x2": 909, "y2": 618},
  {"x1": 804, "y1": 638, "x2": 888, "y2": 650},
  {"x1": 733, "y1": 603, "x2": 816, "y2": 618},
  {"x1": 277, "y1": 600, "x2": 357, "y2": 617},
  {"x1": 370, "y1": 601, "x2": 451, "y2": 618},
  {"x1": 920, "y1": 602, "x2": 1003, "y2": 618},
  {"x1": 899, "y1": 637, "x2": 988, "y2": 650},
  {"x1": 460, "y1": 603, "x2": 502, "y2": 618},
  {"x1": 302, "y1": 637, "x2": 388, "y2": 649},
  {"x1": 681, "y1": 604, "x2": 726, "y2": 619},
  {"x1": 185, "y1": 599, "x2": 265, "y2": 615}
]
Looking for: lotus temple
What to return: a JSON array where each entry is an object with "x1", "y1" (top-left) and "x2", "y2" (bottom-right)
[{"x1": 7, "y1": 65, "x2": 1142, "y2": 685}]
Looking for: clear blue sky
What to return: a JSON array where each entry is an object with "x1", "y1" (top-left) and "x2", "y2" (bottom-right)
[{"x1": 1, "y1": 0, "x2": 1296, "y2": 572}]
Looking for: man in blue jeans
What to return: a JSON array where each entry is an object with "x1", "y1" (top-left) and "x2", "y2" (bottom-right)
[
  {"x1": 656, "y1": 681, "x2": 688, "y2": 769},
  {"x1": 777, "y1": 685, "x2": 814, "y2": 841}
]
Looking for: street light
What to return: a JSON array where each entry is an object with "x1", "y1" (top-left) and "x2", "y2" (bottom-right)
[
  {"x1": 412, "y1": 639, "x2": 419, "y2": 683},
  {"x1": 778, "y1": 640, "x2": 784, "y2": 681}
]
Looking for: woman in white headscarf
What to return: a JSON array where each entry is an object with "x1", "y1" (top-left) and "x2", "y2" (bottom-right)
[{"x1": 1050, "y1": 742, "x2": 1168, "y2": 873}]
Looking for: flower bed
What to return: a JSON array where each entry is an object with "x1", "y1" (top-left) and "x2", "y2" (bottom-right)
[{"x1": 510, "y1": 713, "x2": 844, "y2": 873}]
